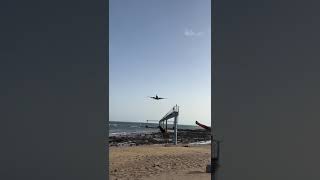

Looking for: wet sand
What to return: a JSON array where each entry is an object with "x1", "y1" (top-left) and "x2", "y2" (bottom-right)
[{"x1": 109, "y1": 144, "x2": 211, "y2": 180}]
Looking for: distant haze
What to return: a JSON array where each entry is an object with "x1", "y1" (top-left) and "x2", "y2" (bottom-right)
[{"x1": 109, "y1": 0, "x2": 211, "y2": 125}]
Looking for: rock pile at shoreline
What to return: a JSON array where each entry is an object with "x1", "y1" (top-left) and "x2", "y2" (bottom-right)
[{"x1": 109, "y1": 129, "x2": 211, "y2": 147}]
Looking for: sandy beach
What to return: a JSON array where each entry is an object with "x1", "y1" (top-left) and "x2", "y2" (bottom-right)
[{"x1": 109, "y1": 144, "x2": 211, "y2": 180}]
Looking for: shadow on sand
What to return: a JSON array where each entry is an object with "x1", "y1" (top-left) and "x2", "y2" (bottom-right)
[{"x1": 187, "y1": 170, "x2": 206, "y2": 174}]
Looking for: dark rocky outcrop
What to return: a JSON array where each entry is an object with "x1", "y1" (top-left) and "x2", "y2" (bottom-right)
[{"x1": 108, "y1": 129, "x2": 211, "y2": 147}]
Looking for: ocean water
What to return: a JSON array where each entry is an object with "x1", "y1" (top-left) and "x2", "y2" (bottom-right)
[{"x1": 109, "y1": 121, "x2": 201, "y2": 137}]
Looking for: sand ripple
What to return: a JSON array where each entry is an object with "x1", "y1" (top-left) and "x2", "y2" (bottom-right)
[{"x1": 109, "y1": 144, "x2": 211, "y2": 180}]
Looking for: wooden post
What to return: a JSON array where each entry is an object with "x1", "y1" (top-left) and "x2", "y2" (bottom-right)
[{"x1": 166, "y1": 120, "x2": 167, "y2": 131}]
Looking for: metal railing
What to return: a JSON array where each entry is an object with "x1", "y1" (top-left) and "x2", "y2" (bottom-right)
[
  {"x1": 160, "y1": 104, "x2": 179, "y2": 122},
  {"x1": 158, "y1": 105, "x2": 179, "y2": 145}
]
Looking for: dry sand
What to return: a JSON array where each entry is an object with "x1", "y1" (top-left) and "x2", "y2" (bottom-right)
[{"x1": 109, "y1": 144, "x2": 211, "y2": 180}]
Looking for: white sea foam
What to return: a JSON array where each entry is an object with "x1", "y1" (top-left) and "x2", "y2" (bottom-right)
[
  {"x1": 189, "y1": 140, "x2": 211, "y2": 145},
  {"x1": 109, "y1": 130, "x2": 156, "y2": 137}
]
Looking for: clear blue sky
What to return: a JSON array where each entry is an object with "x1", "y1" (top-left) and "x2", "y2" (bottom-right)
[{"x1": 109, "y1": 0, "x2": 211, "y2": 125}]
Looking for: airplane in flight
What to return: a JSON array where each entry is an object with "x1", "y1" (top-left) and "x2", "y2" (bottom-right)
[{"x1": 148, "y1": 94, "x2": 167, "y2": 100}]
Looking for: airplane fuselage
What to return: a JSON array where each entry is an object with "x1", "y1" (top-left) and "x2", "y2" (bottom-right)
[{"x1": 149, "y1": 94, "x2": 166, "y2": 100}]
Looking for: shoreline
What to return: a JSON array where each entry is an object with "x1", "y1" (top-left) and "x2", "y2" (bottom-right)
[{"x1": 108, "y1": 129, "x2": 211, "y2": 147}]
